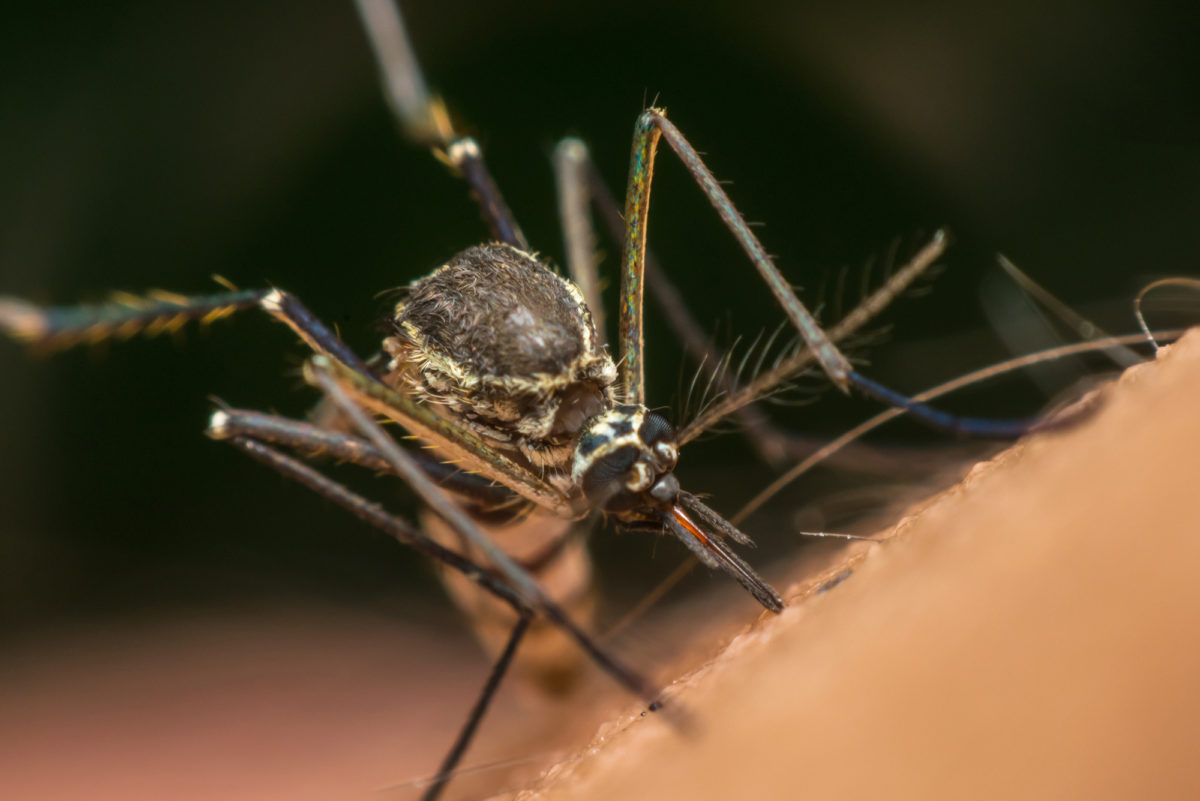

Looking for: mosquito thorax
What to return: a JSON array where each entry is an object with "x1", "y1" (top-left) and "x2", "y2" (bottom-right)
[
  {"x1": 382, "y1": 243, "x2": 617, "y2": 467},
  {"x1": 571, "y1": 405, "x2": 680, "y2": 516}
]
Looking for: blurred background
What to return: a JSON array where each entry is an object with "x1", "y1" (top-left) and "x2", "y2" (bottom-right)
[{"x1": 0, "y1": 1, "x2": 1197, "y2": 796}]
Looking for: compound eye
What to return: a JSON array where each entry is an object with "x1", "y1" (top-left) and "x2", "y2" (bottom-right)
[
  {"x1": 638, "y1": 412, "x2": 675, "y2": 445},
  {"x1": 580, "y1": 445, "x2": 638, "y2": 507}
]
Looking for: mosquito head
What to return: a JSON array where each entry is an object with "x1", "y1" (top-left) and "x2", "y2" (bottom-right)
[
  {"x1": 573, "y1": 405, "x2": 784, "y2": 613},
  {"x1": 572, "y1": 405, "x2": 680, "y2": 513}
]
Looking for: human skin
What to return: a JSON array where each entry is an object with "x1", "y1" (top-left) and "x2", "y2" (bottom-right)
[{"x1": 522, "y1": 329, "x2": 1200, "y2": 801}]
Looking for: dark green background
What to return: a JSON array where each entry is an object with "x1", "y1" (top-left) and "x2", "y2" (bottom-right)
[{"x1": 1, "y1": 1, "x2": 1197, "y2": 638}]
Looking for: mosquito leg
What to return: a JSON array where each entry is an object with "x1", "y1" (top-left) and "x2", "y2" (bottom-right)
[
  {"x1": 12, "y1": 281, "x2": 578, "y2": 516},
  {"x1": 309, "y1": 355, "x2": 576, "y2": 516},
  {"x1": 224, "y1": 435, "x2": 527, "y2": 611},
  {"x1": 210, "y1": 407, "x2": 392, "y2": 470},
  {"x1": 581, "y1": 153, "x2": 792, "y2": 454},
  {"x1": 676, "y1": 233, "x2": 949, "y2": 445},
  {"x1": 584, "y1": 155, "x2": 732, "y2": 379},
  {"x1": 225, "y1": 433, "x2": 535, "y2": 799},
  {"x1": 420, "y1": 613, "x2": 532, "y2": 801},
  {"x1": 309, "y1": 356, "x2": 559, "y2": 608},
  {"x1": 258, "y1": 289, "x2": 375, "y2": 377},
  {"x1": 583, "y1": 146, "x2": 946, "y2": 463},
  {"x1": 554, "y1": 138, "x2": 605, "y2": 343},
  {"x1": 0, "y1": 286, "x2": 572, "y2": 496},
  {"x1": 350, "y1": 0, "x2": 446, "y2": 146},
  {"x1": 222, "y1": 429, "x2": 665, "y2": 793},
  {"x1": 0, "y1": 289, "x2": 264, "y2": 350},
  {"x1": 212, "y1": 407, "x2": 624, "y2": 719},
  {"x1": 565, "y1": 137, "x2": 769, "y2": 455},
  {"x1": 224, "y1": 429, "x2": 661, "y2": 710},
  {"x1": 305, "y1": 357, "x2": 662, "y2": 706},
  {"x1": 0, "y1": 286, "x2": 374, "y2": 379},
  {"x1": 446, "y1": 138, "x2": 530, "y2": 250},
  {"x1": 208, "y1": 406, "x2": 519, "y2": 511},
  {"x1": 732, "y1": 331, "x2": 1180, "y2": 522},
  {"x1": 352, "y1": 0, "x2": 527, "y2": 249},
  {"x1": 618, "y1": 108, "x2": 853, "y2": 402},
  {"x1": 618, "y1": 108, "x2": 1058, "y2": 438}
]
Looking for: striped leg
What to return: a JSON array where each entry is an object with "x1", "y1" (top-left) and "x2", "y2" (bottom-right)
[{"x1": 0, "y1": 286, "x2": 372, "y2": 378}]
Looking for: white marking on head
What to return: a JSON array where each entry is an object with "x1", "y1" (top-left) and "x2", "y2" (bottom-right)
[
  {"x1": 654, "y1": 441, "x2": 678, "y2": 468},
  {"x1": 627, "y1": 461, "x2": 654, "y2": 492}
]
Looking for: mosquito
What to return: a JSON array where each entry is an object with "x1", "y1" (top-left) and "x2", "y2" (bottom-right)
[{"x1": 0, "y1": 2, "x2": 1064, "y2": 798}]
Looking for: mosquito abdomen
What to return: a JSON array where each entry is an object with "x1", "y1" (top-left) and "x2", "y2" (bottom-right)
[{"x1": 421, "y1": 508, "x2": 596, "y2": 695}]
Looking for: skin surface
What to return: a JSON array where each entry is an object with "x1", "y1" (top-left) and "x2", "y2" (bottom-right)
[{"x1": 518, "y1": 329, "x2": 1200, "y2": 801}]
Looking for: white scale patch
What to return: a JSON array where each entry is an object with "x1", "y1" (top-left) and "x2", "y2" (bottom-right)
[{"x1": 570, "y1": 406, "x2": 648, "y2": 484}]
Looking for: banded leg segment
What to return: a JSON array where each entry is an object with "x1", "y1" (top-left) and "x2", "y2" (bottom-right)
[
  {"x1": 353, "y1": 0, "x2": 527, "y2": 249},
  {"x1": 0, "y1": 289, "x2": 265, "y2": 349},
  {"x1": 0, "y1": 287, "x2": 375, "y2": 379}
]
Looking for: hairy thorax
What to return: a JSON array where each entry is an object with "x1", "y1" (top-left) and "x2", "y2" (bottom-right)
[{"x1": 383, "y1": 243, "x2": 617, "y2": 481}]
